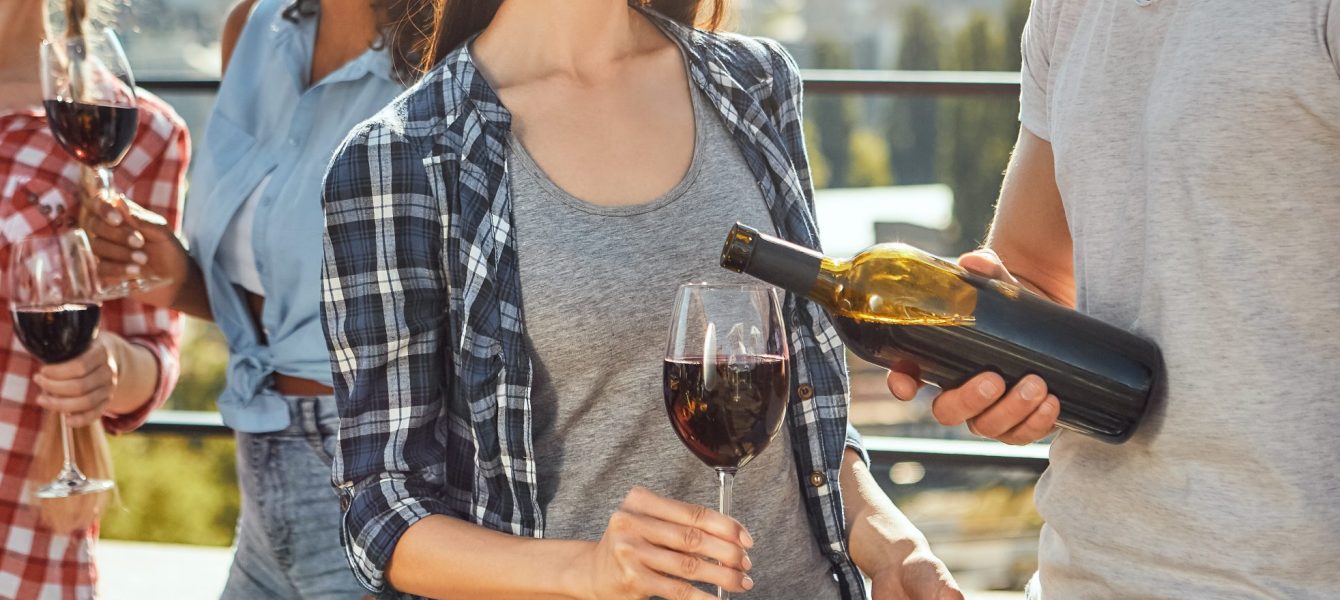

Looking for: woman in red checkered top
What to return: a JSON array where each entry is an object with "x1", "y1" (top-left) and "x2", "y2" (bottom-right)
[{"x1": 0, "y1": 1, "x2": 188, "y2": 598}]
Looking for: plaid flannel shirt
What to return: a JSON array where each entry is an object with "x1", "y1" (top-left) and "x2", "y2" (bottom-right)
[
  {"x1": 322, "y1": 9, "x2": 868, "y2": 598},
  {"x1": 0, "y1": 91, "x2": 188, "y2": 600}
]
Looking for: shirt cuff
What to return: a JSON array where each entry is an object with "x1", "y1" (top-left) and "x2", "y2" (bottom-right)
[
  {"x1": 101, "y1": 339, "x2": 177, "y2": 434},
  {"x1": 343, "y1": 479, "x2": 456, "y2": 595},
  {"x1": 845, "y1": 423, "x2": 870, "y2": 466}
]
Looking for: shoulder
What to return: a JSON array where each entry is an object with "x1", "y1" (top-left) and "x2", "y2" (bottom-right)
[
  {"x1": 223, "y1": 0, "x2": 261, "y2": 43},
  {"x1": 1024, "y1": 0, "x2": 1080, "y2": 56},
  {"x1": 696, "y1": 31, "x2": 802, "y2": 100},
  {"x1": 222, "y1": 0, "x2": 285, "y2": 73},
  {"x1": 334, "y1": 46, "x2": 495, "y2": 167},
  {"x1": 327, "y1": 67, "x2": 453, "y2": 183}
]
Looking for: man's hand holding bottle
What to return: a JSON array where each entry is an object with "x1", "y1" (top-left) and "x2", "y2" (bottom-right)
[{"x1": 885, "y1": 249, "x2": 1060, "y2": 446}]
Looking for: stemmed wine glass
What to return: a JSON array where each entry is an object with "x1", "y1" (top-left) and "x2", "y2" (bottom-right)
[
  {"x1": 8, "y1": 230, "x2": 114, "y2": 498},
  {"x1": 663, "y1": 284, "x2": 789, "y2": 600},
  {"x1": 40, "y1": 28, "x2": 165, "y2": 298}
]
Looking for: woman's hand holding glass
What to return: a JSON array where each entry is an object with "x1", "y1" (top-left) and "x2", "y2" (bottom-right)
[
  {"x1": 84, "y1": 190, "x2": 188, "y2": 307},
  {"x1": 32, "y1": 335, "x2": 118, "y2": 429},
  {"x1": 576, "y1": 486, "x2": 754, "y2": 600}
]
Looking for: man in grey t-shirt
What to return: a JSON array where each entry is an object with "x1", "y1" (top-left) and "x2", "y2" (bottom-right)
[{"x1": 886, "y1": 0, "x2": 1340, "y2": 597}]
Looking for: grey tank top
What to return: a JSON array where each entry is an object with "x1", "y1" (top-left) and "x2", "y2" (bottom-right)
[{"x1": 510, "y1": 86, "x2": 842, "y2": 600}]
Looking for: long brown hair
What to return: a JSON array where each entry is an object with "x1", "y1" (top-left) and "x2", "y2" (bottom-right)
[
  {"x1": 283, "y1": 0, "x2": 436, "y2": 83},
  {"x1": 421, "y1": 0, "x2": 727, "y2": 73}
]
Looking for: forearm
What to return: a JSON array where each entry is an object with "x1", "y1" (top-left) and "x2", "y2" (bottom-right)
[
  {"x1": 840, "y1": 447, "x2": 928, "y2": 575},
  {"x1": 984, "y1": 128, "x2": 1076, "y2": 308},
  {"x1": 100, "y1": 332, "x2": 163, "y2": 417},
  {"x1": 168, "y1": 260, "x2": 213, "y2": 321},
  {"x1": 387, "y1": 515, "x2": 592, "y2": 599}
]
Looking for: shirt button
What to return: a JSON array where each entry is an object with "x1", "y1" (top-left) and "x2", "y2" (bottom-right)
[
  {"x1": 809, "y1": 471, "x2": 827, "y2": 488},
  {"x1": 288, "y1": 138, "x2": 298, "y2": 147},
  {"x1": 340, "y1": 494, "x2": 351, "y2": 511},
  {"x1": 797, "y1": 383, "x2": 814, "y2": 401}
]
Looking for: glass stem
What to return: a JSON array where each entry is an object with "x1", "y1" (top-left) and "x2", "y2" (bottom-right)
[
  {"x1": 58, "y1": 412, "x2": 78, "y2": 476},
  {"x1": 96, "y1": 167, "x2": 114, "y2": 199},
  {"x1": 717, "y1": 468, "x2": 736, "y2": 600}
]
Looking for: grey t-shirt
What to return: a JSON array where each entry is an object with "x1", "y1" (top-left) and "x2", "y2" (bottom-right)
[
  {"x1": 1021, "y1": 1, "x2": 1340, "y2": 598},
  {"x1": 510, "y1": 86, "x2": 842, "y2": 599}
]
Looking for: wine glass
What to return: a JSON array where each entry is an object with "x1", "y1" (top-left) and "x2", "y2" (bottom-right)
[
  {"x1": 663, "y1": 284, "x2": 789, "y2": 600},
  {"x1": 40, "y1": 28, "x2": 165, "y2": 298},
  {"x1": 8, "y1": 230, "x2": 114, "y2": 498}
]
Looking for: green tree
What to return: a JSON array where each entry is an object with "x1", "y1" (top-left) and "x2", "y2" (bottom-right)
[
  {"x1": 809, "y1": 39, "x2": 858, "y2": 188},
  {"x1": 166, "y1": 320, "x2": 228, "y2": 411},
  {"x1": 1004, "y1": 0, "x2": 1031, "y2": 70},
  {"x1": 885, "y1": 3, "x2": 941, "y2": 185},
  {"x1": 803, "y1": 119, "x2": 832, "y2": 189},
  {"x1": 847, "y1": 128, "x2": 894, "y2": 187},
  {"x1": 938, "y1": 10, "x2": 1021, "y2": 252},
  {"x1": 102, "y1": 434, "x2": 240, "y2": 546}
]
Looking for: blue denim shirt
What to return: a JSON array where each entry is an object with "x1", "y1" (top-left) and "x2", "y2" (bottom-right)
[{"x1": 185, "y1": 0, "x2": 405, "y2": 433}]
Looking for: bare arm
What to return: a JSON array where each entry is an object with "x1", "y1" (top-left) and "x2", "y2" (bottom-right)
[
  {"x1": 984, "y1": 127, "x2": 1075, "y2": 306},
  {"x1": 841, "y1": 448, "x2": 962, "y2": 599},
  {"x1": 221, "y1": 0, "x2": 258, "y2": 75},
  {"x1": 385, "y1": 516, "x2": 587, "y2": 599},
  {"x1": 380, "y1": 487, "x2": 753, "y2": 600}
]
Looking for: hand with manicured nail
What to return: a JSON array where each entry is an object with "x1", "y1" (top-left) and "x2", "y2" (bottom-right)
[
  {"x1": 84, "y1": 189, "x2": 190, "y2": 307},
  {"x1": 34, "y1": 336, "x2": 119, "y2": 429},
  {"x1": 885, "y1": 249, "x2": 1059, "y2": 446}
]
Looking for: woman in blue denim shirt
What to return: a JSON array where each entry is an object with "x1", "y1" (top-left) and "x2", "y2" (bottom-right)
[{"x1": 85, "y1": 0, "x2": 430, "y2": 597}]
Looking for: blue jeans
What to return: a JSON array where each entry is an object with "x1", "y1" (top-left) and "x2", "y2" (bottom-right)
[{"x1": 221, "y1": 396, "x2": 366, "y2": 599}]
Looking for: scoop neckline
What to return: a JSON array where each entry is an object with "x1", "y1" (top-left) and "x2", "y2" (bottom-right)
[{"x1": 505, "y1": 55, "x2": 709, "y2": 218}]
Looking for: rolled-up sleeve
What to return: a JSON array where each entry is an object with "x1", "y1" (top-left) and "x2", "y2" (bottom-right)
[
  {"x1": 101, "y1": 104, "x2": 189, "y2": 434},
  {"x1": 320, "y1": 120, "x2": 453, "y2": 595}
]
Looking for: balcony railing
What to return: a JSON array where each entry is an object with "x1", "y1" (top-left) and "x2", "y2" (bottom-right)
[
  {"x1": 140, "y1": 69, "x2": 1023, "y2": 97},
  {"x1": 134, "y1": 69, "x2": 1044, "y2": 473},
  {"x1": 142, "y1": 410, "x2": 1049, "y2": 472}
]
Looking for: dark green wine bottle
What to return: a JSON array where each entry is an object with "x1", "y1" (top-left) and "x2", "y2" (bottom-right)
[{"x1": 720, "y1": 223, "x2": 1162, "y2": 443}]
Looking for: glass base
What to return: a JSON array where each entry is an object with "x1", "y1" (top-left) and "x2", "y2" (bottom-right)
[
  {"x1": 36, "y1": 472, "x2": 115, "y2": 499},
  {"x1": 98, "y1": 275, "x2": 169, "y2": 301}
]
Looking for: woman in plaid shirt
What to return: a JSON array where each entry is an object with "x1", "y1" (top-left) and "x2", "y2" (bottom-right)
[
  {"x1": 0, "y1": 1, "x2": 187, "y2": 598},
  {"x1": 321, "y1": 1, "x2": 962, "y2": 599}
]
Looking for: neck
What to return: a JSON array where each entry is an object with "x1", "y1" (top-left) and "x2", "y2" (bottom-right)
[
  {"x1": 0, "y1": 2, "x2": 48, "y2": 81},
  {"x1": 474, "y1": 0, "x2": 651, "y2": 86},
  {"x1": 318, "y1": 0, "x2": 380, "y2": 49}
]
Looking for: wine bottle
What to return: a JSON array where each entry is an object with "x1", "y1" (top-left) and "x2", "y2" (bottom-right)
[{"x1": 720, "y1": 223, "x2": 1162, "y2": 443}]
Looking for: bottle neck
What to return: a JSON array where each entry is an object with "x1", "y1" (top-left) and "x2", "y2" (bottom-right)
[
  {"x1": 811, "y1": 257, "x2": 846, "y2": 310},
  {"x1": 720, "y1": 223, "x2": 828, "y2": 300}
]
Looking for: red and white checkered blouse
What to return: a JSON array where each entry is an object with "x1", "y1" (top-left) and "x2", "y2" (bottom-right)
[{"x1": 0, "y1": 91, "x2": 187, "y2": 600}]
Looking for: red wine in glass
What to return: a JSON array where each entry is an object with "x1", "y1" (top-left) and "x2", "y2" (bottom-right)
[
  {"x1": 11, "y1": 304, "x2": 101, "y2": 364},
  {"x1": 7, "y1": 230, "x2": 114, "y2": 499},
  {"x1": 663, "y1": 355, "x2": 788, "y2": 470},
  {"x1": 41, "y1": 28, "x2": 166, "y2": 299},
  {"x1": 42, "y1": 99, "x2": 139, "y2": 168},
  {"x1": 663, "y1": 283, "x2": 789, "y2": 600}
]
